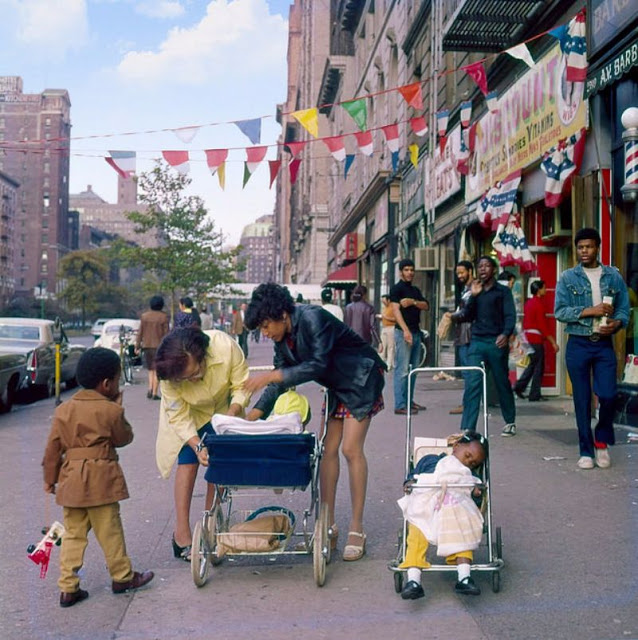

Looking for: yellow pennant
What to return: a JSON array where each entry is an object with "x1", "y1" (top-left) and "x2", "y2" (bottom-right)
[
  {"x1": 291, "y1": 108, "x2": 319, "y2": 139},
  {"x1": 217, "y1": 162, "x2": 226, "y2": 190},
  {"x1": 409, "y1": 144, "x2": 419, "y2": 168}
]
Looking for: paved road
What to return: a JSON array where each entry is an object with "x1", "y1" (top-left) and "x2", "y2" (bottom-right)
[{"x1": 1, "y1": 338, "x2": 637, "y2": 640}]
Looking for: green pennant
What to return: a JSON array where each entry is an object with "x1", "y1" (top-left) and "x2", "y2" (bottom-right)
[
  {"x1": 342, "y1": 98, "x2": 367, "y2": 132},
  {"x1": 242, "y1": 162, "x2": 252, "y2": 188}
]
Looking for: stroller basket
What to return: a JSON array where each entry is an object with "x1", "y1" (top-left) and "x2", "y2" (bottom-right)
[{"x1": 203, "y1": 432, "x2": 317, "y2": 489}]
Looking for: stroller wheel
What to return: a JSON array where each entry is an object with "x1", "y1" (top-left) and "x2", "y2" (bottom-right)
[
  {"x1": 191, "y1": 520, "x2": 210, "y2": 587},
  {"x1": 491, "y1": 570, "x2": 501, "y2": 593},
  {"x1": 394, "y1": 570, "x2": 404, "y2": 593}
]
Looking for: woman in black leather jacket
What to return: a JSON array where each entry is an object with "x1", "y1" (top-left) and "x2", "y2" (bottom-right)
[{"x1": 244, "y1": 283, "x2": 386, "y2": 561}]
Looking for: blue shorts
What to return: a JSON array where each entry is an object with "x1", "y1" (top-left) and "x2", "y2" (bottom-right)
[{"x1": 177, "y1": 422, "x2": 213, "y2": 465}]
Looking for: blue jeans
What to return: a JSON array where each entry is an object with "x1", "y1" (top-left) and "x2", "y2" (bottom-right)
[
  {"x1": 394, "y1": 328, "x2": 422, "y2": 410},
  {"x1": 457, "y1": 343, "x2": 470, "y2": 379},
  {"x1": 460, "y1": 337, "x2": 515, "y2": 431},
  {"x1": 565, "y1": 336, "x2": 617, "y2": 457}
]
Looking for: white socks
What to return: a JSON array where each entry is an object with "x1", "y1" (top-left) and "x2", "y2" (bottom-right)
[
  {"x1": 407, "y1": 568, "x2": 422, "y2": 584},
  {"x1": 457, "y1": 563, "x2": 471, "y2": 582}
]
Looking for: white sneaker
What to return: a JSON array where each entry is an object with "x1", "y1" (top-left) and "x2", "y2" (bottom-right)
[
  {"x1": 501, "y1": 423, "x2": 516, "y2": 437},
  {"x1": 594, "y1": 448, "x2": 611, "y2": 468},
  {"x1": 577, "y1": 456, "x2": 594, "y2": 469}
]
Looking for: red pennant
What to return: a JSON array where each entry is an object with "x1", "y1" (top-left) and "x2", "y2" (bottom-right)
[
  {"x1": 289, "y1": 158, "x2": 301, "y2": 184},
  {"x1": 463, "y1": 61, "x2": 488, "y2": 96},
  {"x1": 268, "y1": 160, "x2": 281, "y2": 188},
  {"x1": 204, "y1": 149, "x2": 228, "y2": 169},
  {"x1": 286, "y1": 141, "x2": 306, "y2": 158},
  {"x1": 398, "y1": 82, "x2": 423, "y2": 110},
  {"x1": 439, "y1": 135, "x2": 447, "y2": 155},
  {"x1": 246, "y1": 146, "x2": 267, "y2": 163},
  {"x1": 162, "y1": 150, "x2": 189, "y2": 166}
]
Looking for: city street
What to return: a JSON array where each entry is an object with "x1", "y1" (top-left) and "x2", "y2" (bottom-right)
[{"x1": 1, "y1": 338, "x2": 637, "y2": 640}]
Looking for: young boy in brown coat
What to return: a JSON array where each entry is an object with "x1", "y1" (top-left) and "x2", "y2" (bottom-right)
[{"x1": 42, "y1": 347, "x2": 154, "y2": 608}]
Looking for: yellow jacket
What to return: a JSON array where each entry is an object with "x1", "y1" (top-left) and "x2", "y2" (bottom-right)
[{"x1": 156, "y1": 330, "x2": 251, "y2": 478}]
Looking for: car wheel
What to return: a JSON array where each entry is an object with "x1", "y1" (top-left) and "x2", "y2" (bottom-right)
[{"x1": 0, "y1": 377, "x2": 17, "y2": 413}]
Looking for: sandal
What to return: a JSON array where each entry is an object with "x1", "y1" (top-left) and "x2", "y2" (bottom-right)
[
  {"x1": 171, "y1": 535, "x2": 192, "y2": 562},
  {"x1": 342, "y1": 531, "x2": 366, "y2": 562},
  {"x1": 328, "y1": 524, "x2": 339, "y2": 551}
]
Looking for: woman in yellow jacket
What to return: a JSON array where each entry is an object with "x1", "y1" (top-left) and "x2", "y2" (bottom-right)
[{"x1": 155, "y1": 327, "x2": 251, "y2": 561}]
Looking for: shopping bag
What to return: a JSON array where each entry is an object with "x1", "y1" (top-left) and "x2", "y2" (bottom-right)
[{"x1": 436, "y1": 314, "x2": 452, "y2": 340}]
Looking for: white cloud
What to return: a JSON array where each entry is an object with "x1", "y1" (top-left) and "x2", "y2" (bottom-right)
[
  {"x1": 135, "y1": 1, "x2": 185, "y2": 19},
  {"x1": 13, "y1": 0, "x2": 89, "y2": 56},
  {"x1": 116, "y1": 0, "x2": 287, "y2": 86}
]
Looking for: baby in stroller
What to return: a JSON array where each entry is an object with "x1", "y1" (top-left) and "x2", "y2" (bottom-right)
[{"x1": 397, "y1": 431, "x2": 488, "y2": 600}]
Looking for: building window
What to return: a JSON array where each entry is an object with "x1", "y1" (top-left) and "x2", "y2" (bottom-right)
[
  {"x1": 45, "y1": 117, "x2": 51, "y2": 126},
  {"x1": 41, "y1": 263, "x2": 48, "y2": 274},
  {"x1": 44, "y1": 162, "x2": 50, "y2": 174}
]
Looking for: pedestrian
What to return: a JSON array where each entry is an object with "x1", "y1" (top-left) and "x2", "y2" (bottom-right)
[
  {"x1": 154, "y1": 327, "x2": 251, "y2": 560},
  {"x1": 231, "y1": 302, "x2": 249, "y2": 358},
  {"x1": 513, "y1": 280, "x2": 559, "y2": 402},
  {"x1": 42, "y1": 347, "x2": 154, "y2": 608},
  {"x1": 135, "y1": 295, "x2": 170, "y2": 400},
  {"x1": 554, "y1": 227, "x2": 630, "y2": 470},
  {"x1": 398, "y1": 431, "x2": 488, "y2": 600},
  {"x1": 174, "y1": 296, "x2": 201, "y2": 328},
  {"x1": 344, "y1": 285, "x2": 379, "y2": 345},
  {"x1": 449, "y1": 256, "x2": 517, "y2": 436},
  {"x1": 448, "y1": 260, "x2": 474, "y2": 415},
  {"x1": 379, "y1": 294, "x2": 396, "y2": 370},
  {"x1": 321, "y1": 287, "x2": 344, "y2": 321},
  {"x1": 497, "y1": 270, "x2": 516, "y2": 289},
  {"x1": 242, "y1": 283, "x2": 386, "y2": 562},
  {"x1": 199, "y1": 307, "x2": 213, "y2": 330},
  {"x1": 390, "y1": 258, "x2": 429, "y2": 415}
]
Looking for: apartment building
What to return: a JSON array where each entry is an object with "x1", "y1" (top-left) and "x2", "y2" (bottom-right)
[
  {"x1": 237, "y1": 214, "x2": 276, "y2": 283},
  {"x1": 0, "y1": 170, "x2": 18, "y2": 306}
]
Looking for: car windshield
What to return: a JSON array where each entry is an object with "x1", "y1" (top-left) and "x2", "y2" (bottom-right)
[{"x1": 0, "y1": 325, "x2": 40, "y2": 340}]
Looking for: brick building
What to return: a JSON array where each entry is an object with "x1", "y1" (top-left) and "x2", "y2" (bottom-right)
[
  {"x1": 0, "y1": 170, "x2": 18, "y2": 306},
  {"x1": 237, "y1": 214, "x2": 275, "y2": 283}
]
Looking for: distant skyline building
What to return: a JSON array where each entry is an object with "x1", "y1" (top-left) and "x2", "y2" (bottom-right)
[
  {"x1": 237, "y1": 214, "x2": 275, "y2": 283},
  {"x1": 0, "y1": 170, "x2": 18, "y2": 306},
  {"x1": 0, "y1": 76, "x2": 71, "y2": 298}
]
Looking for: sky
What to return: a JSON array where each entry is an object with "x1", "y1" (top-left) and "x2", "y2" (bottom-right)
[{"x1": 0, "y1": 0, "x2": 292, "y2": 244}]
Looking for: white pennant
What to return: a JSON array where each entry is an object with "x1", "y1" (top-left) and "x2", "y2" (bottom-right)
[
  {"x1": 173, "y1": 126, "x2": 200, "y2": 144},
  {"x1": 506, "y1": 44, "x2": 535, "y2": 69}
]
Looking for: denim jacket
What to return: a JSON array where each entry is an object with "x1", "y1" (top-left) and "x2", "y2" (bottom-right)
[{"x1": 554, "y1": 263, "x2": 630, "y2": 335}]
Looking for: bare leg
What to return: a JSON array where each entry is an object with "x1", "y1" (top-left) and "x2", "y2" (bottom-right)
[
  {"x1": 149, "y1": 370, "x2": 159, "y2": 396},
  {"x1": 341, "y1": 416, "x2": 371, "y2": 538},
  {"x1": 319, "y1": 417, "x2": 343, "y2": 526},
  {"x1": 174, "y1": 463, "x2": 198, "y2": 546}
]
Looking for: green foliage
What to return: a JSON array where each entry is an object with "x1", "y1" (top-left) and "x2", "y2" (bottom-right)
[
  {"x1": 119, "y1": 163, "x2": 240, "y2": 303},
  {"x1": 58, "y1": 250, "x2": 109, "y2": 315}
]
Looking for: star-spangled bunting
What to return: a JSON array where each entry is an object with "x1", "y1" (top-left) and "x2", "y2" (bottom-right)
[
  {"x1": 268, "y1": 160, "x2": 281, "y2": 188},
  {"x1": 492, "y1": 208, "x2": 536, "y2": 273},
  {"x1": 540, "y1": 127, "x2": 586, "y2": 207},
  {"x1": 234, "y1": 118, "x2": 261, "y2": 145},
  {"x1": 410, "y1": 117, "x2": 428, "y2": 137},
  {"x1": 354, "y1": 130, "x2": 374, "y2": 157},
  {"x1": 563, "y1": 9, "x2": 587, "y2": 82},
  {"x1": 344, "y1": 154, "x2": 355, "y2": 178},
  {"x1": 289, "y1": 158, "x2": 301, "y2": 184},
  {"x1": 398, "y1": 82, "x2": 423, "y2": 110},
  {"x1": 162, "y1": 150, "x2": 190, "y2": 175},
  {"x1": 105, "y1": 151, "x2": 136, "y2": 178},
  {"x1": 342, "y1": 98, "x2": 368, "y2": 132},
  {"x1": 463, "y1": 61, "x2": 488, "y2": 95},
  {"x1": 286, "y1": 141, "x2": 306, "y2": 158},
  {"x1": 478, "y1": 171, "x2": 522, "y2": 231},
  {"x1": 291, "y1": 108, "x2": 319, "y2": 138},
  {"x1": 460, "y1": 101, "x2": 472, "y2": 128},
  {"x1": 323, "y1": 136, "x2": 346, "y2": 161}
]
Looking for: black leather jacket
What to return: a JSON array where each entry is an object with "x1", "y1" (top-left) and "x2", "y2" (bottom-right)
[{"x1": 254, "y1": 305, "x2": 386, "y2": 421}]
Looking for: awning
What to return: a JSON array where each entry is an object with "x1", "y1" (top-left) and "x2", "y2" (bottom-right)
[
  {"x1": 322, "y1": 262, "x2": 357, "y2": 288},
  {"x1": 586, "y1": 35, "x2": 638, "y2": 97}
]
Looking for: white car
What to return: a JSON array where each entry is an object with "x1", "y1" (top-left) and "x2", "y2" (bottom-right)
[
  {"x1": 95, "y1": 318, "x2": 140, "y2": 354},
  {"x1": 91, "y1": 318, "x2": 110, "y2": 339}
]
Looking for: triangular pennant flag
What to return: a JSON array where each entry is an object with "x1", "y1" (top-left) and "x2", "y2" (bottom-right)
[
  {"x1": 344, "y1": 154, "x2": 355, "y2": 178},
  {"x1": 173, "y1": 126, "x2": 200, "y2": 144},
  {"x1": 291, "y1": 108, "x2": 319, "y2": 138},
  {"x1": 323, "y1": 135, "x2": 346, "y2": 161},
  {"x1": 398, "y1": 82, "x2": 423, "y2": 110},
  {"x1": 391, "y1": 150, "x2": 399, "y2": 172},
  {"x1": 548, "y1": 24, "x2": 568, "y2": 45},
  {"x1": 162, "y1": 150, "x2": 190, "y2": 175},
  {"x1": 564, "y1": 9, "x2": 587, "y2": 82},
  {"x1": 105, "y1": 151, "x2": 136, "y2": 178},
  {"x1": 463, "y1": 61, "x2": 488, "y2": 95},
  {"x1": 439, "y1": 135, "x2": 447, "y2": 155},
  {"x1": 342, "y1": 98, "x2": 367, "y2": 132},
  {"x1": 354, "y1": 130, "x2": 373, "y2": 156},
  {"x1": 410, "y1": 116, "x2": 428, "y2": 137},
  {"x1": 506, "y1": 43, "x2": 535, "y2": 69},
  {"x1": 246, "y1": 145, "x2": 268, "y2": 173},
  {"x1": 235, "y1": 118, "x2": 261, "y2": 145},
  {"x1": 217, "y1": 162, "x2": 226, "y2": 190},
  {"x1": 285, "y1": 140, "x2": 306, "y2": 158},
  {"x1": 204, "y1": 149, "x2": 228, "y2": 174},
  {"x1": 436, "y1": 110, "x2": 449, "y2": 137},
  {"x1": 242, "y1": 163, "x2": 252, "y2": 188},
  {"x1": 460, "y1": 101, "x2": 472, "y2": 128},
  {"x1": 486, "y1": 91, "x2": 499, "y2": 113},
  {"x1": 409, "y1": 144, "x2": 419, "y2": 168},
  {"x1": 268, "y1": 160, "x2": 281, "y2": 188},
  {"x1": 289, "y1": 158, "x2": 301, "y2": 185},
  {"x1": 381, "y1": 124, "x2": 400, "y2": 154}
]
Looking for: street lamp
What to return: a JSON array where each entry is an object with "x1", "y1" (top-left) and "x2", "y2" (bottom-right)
[{"x1": 621, "y1": 107, "x2": 638, "y2": 202}]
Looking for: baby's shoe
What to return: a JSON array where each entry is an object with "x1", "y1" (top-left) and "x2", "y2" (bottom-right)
[
  {"x1": 454, "y1": 576, "x2": 480, "y2": 595},
  {"x1": 401, "y1": 580, "x2": 425, "y2": 600}
]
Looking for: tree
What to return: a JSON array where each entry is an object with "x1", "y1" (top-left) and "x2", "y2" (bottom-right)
[{"x1": 120, "y1": 163, "x2": 241, "y2": 314}]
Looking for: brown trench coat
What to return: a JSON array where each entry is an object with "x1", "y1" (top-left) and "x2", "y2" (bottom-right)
[{"x1": 42, "y1": 389, "x2": 133, "y2": 508}]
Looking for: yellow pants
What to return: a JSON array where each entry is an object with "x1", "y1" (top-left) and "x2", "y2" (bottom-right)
[
  {"x1": 59, "y1": 503, "x2": 133, "y2": 593},
  {"x1": 399, "y1": 523, "x2": 473, "y2": 569}
]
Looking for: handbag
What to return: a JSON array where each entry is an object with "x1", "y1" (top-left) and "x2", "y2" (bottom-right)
[{"x1": 436, "y1": 314, "x2": 453, "y2": 340}]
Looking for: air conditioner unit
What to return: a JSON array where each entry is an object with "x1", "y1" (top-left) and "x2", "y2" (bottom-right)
[
  {"x1": 541, "y1": 205, "x2": 572, "y2": 240},
  {"x1": 414, "y1": 247, "x2": 438, "y2": 271}
]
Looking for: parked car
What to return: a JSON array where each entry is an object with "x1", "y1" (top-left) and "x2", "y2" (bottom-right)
[
  {"x1": 0, "y1": 318, "x2": 87, "y2": 399},
  {"x1": 94, "y1": 319, "x2": 142, "y2": 366},
  {"x1": 0, "y1": 352, "x2": 27, "y2": 413},
  {"x1": 91, "y1": 318, "x2": 110, "y2": 339}
]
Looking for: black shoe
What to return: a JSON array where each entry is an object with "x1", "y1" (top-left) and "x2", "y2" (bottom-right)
[
  {"x1": 401, "y1": 580, "x2": 425, "y2": 600},
  {"x1": 146, "y1": 390, "x2": 153, "y2": 399},
  {"x1": 112, "y1": 570, "x2": 154, "y2": 594},
  {"x1": 528, "y1": 396, "x2": 548, "y2": 402},
  {"x1": 411, "y1": 402, "x2": 427, "y2": 411},
  {"x1": 172, "y1": 534, "x2": 192, "y2": 561},
  {"x1": 59, "y1": 589, "x2": 89, "y2": 608},
  {"x1": 513, "y1": 389, "x2": 526, "y2": 400},
  {"x1": 454, "y1": 576, "x2": 481, "y2": 595}
]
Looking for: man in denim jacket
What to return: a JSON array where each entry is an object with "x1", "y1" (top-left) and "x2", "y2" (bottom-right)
[{"x1": 554, "y1": 228, "x2": 629, "y2": 470}]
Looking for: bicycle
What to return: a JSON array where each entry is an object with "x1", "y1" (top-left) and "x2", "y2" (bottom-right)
[
  {"x1": 416, "y1": 329, "x2": 429, "y2": 368},
  {"x1": 118, "y1": 326, "x2": 135, "y2": 385}
]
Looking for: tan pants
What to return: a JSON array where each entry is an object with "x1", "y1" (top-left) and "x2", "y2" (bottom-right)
[
  {"x1": 59, "y1": 503, "x2": 133, "y2": 592},
  {"x1": 380, "y1": 326, "x2": 396, "y2": 369},
  {"x1": 399, "y1": 523, "x2": 473, "y2": 569}
]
